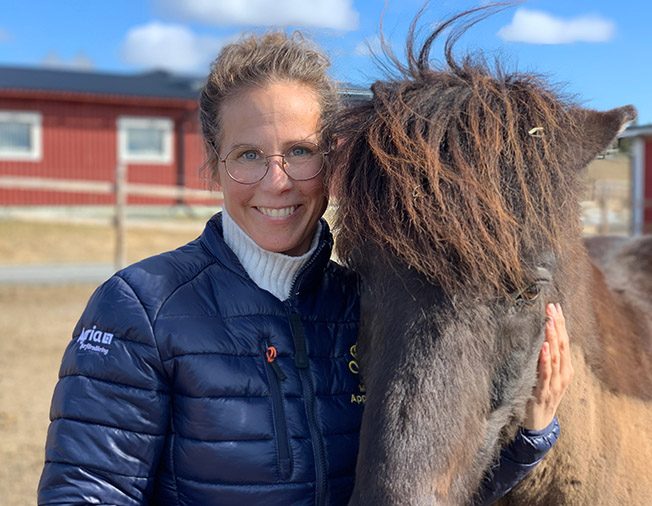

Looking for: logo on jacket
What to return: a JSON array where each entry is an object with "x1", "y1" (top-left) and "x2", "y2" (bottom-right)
[
  {"x1": 348, "y1": 344, "x2": 360, "y2": 374},
  {"x1": 76, "y1": 325, "x2": 114, "y2": 355},
  {"x1": 348, "y1": 344, "x2": 366, "y2": 405}
]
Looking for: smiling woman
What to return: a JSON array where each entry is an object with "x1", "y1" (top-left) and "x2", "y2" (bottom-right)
[{"x1": 37, "y1": 31, "x2": 366, "y2": 506}]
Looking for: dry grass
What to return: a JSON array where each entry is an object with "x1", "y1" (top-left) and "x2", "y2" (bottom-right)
[
  {"x1": 0, "y1": 220, "x2": 204, "y2": 265},
  {"x1": 0, "y1": 218, "x2": 209, "y2": 504},
  {"x1": 0, "y1": 283, "x2": 97, "y2": 505},
  {"x1": 585, "y1": 152, "x2": 630, "y2": 182}
]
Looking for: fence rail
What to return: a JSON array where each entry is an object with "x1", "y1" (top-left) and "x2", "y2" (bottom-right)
[
  {"x1": 0, "y1": 166, "x2": 222, "y2": 269},
  {"x1": 0, "y1": 175, "x2": 219, "y2": 200}
]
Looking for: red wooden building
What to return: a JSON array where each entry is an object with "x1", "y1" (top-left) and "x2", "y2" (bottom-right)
[
  {"x1": 621, "y1": 125, "x2": 652, "y2": 234},
  {"x1": 0, "y1": 66, "x2": 372, "y2": 208},
  {"x1": 0, "y1": 66, "x2": 214, "y2": 206}
]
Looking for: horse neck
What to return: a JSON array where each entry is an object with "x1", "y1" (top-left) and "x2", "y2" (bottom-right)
[{"x1": 572, "y1": 250, "x2": 652, "y2": 399}]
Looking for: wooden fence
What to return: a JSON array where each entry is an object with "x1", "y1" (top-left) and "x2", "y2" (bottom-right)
[{"x1": 0, "y1": 165, "x2": 222, "y2": 269}]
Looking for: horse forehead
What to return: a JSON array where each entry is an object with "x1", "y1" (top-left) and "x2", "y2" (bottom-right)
[{"x1": 525, "y1": 251, "x2": 557, "y2": 273}]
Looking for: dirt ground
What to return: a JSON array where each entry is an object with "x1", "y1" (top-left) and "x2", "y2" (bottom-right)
[
  {"x1": 0, "y1": 219, "x2": 203, "y2": 265},
  {"x1": 0, "y1": 221, "x2": 208, "y2": 505},
  {"x1": 0, "y1": 283, "x2": 96, "y2": 505}
]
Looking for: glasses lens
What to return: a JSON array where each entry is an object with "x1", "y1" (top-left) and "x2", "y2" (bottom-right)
[
  {"x1": 283, "y1": 142, "x2": 324, "y2": 181},
  {"x1": 224, "y1": 147, "x2": 267, "y2": 184},
  {"x1": 223, "y1": 143, "x2": 325, "y2": 183}
]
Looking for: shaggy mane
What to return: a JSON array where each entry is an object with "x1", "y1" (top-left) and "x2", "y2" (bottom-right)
[{"x1": 325, "y1": 5, "x2": 585, "y2": 297}]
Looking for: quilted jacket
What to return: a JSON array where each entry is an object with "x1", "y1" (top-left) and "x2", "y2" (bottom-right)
[
  {"x1": 38, "y1": 214, "x2": 363, "y2": 505},
  {"x1": 38, "y1": 213, "x2": 558, "y2": 505}
]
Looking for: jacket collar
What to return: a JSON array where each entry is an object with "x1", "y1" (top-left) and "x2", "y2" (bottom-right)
[{"x1": 200, "y1": 212, "x2": 334, "y2": 297}]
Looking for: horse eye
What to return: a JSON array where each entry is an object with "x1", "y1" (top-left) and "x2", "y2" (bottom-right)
[{"x1": 516, "y1": 283, "x2": 541, "y2": 304}]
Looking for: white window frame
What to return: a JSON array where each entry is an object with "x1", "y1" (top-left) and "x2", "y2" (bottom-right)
[
  {"x1": 0, "y1": 111, "x2": 42, "y2": 161},
  {"x1": 117, "y1": 116, "x2": 173, "y2": 164}
]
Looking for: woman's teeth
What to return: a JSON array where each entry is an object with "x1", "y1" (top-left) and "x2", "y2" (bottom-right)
[{"x1": 258, "y1": 206, "x2": 296, "y2": 218}]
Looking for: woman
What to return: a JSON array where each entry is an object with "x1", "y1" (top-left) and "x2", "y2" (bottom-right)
[{"x1": 37, "y1": 32, "x2": 572, "y2": 505}]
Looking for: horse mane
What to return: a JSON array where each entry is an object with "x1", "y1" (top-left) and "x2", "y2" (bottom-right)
[{"x1": 326, "y1": 5, "x2": 587, "y2": 297}]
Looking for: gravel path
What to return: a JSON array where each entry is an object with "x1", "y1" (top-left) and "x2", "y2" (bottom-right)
[{"x1": 0, "y1": 264, "x2": 116, "y2": 284}]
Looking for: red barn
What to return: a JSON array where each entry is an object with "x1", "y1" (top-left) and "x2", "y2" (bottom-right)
[
  {"x1": 0, "y1": 66, "x2": 213, "y2": 206},
  {"x1": 0, "y1": 66, "x2": 371, "y2": 208},
  {"x1": 621, "y1": 125, "x2": 652, "y2": 234}
]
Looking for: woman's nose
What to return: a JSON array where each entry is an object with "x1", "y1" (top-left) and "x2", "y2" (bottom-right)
[{"x1": 263, "y1": 156, "x2": 293, "y2": 189}]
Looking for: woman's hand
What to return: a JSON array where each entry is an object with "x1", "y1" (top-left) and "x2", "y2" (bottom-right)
[{"x1": 523, "y1": 303, "x2": 574, "y2": 430}]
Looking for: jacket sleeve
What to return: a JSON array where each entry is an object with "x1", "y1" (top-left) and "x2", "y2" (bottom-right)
[
  {"x1": 475, "y1": 417, "x2": 560, "y2": 505},
  {"x1": 38, "y1": 275, "x2": 170, "y2": 506}
]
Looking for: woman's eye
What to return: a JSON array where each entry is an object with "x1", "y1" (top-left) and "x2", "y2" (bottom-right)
[
  {"x1": 239, "y1": 150, "x2": 261, "y2": 161},
  {"x1": 288, "y1": 145, "x2": 314, "y2": 157}
]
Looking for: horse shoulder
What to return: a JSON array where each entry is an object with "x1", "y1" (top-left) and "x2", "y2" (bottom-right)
[{"x1": 583, "y1": 235, "x2": 652, "y2": 399}]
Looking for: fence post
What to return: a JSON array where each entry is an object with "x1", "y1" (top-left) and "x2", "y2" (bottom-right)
[
  {"x1": 631, "y1": 138, "x2": 645, "y2": 235},
  {"x1": 114, "y1": 162, "x2": 127, "y2": 270}
]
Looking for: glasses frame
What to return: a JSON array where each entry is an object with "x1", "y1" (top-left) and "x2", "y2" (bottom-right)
[{"x1": 218, "y1": 142, "x2": 329, "y2": 185}]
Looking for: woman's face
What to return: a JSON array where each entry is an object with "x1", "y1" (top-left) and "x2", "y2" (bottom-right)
[{"x1": 216, "y1": 81, "x2": 328, "y2": 256}]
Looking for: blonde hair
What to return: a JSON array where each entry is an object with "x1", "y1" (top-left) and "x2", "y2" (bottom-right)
[{"x1": 199, "y1": 32, "x2": 338, "y2": 179}]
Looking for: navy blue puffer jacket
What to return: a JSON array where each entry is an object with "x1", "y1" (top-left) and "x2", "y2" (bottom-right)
[{"x1": 38, "y1": 214, "x2": 363, "y2": 505}]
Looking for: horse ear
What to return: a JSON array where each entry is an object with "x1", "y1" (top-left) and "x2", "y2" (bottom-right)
[{"x1": 570, "y1": 105, "x2": 636, "y2": 170}]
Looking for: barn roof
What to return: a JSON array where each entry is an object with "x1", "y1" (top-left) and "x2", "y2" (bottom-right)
[
  {"x1": 0, "y1": 65, "x2": 371, "y2": 104},
  {"x1": 0, "y1": 66, "x2": 203, "y2": 101},
  {"x1": 620, "y1": 123, "x2": 652, "y2": 138}
]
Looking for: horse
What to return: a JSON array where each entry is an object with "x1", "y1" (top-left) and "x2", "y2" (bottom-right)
[{"x1": 325, "y1": 7, "x2": 652, "y2": 505}]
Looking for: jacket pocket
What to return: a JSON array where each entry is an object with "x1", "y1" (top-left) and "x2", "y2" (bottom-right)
[{"x1": 264, "y1": 344, "x2": 292, "y2": 480}]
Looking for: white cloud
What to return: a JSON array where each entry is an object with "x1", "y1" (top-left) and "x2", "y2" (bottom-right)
[
  {"x1": 121, "y1": 22, "x2": 227, "y2": 73},
  {"x1": 498, "y1": 8, "x2": 615, "y2": 44},
  {"x1": 156, "y1": 0, "x2": 358, "y2": 31},
  {"x1": 0, "y1": 28, "x2": 11, "y2": 42},
  {"x1": 355, "y1": 35, "x2": 382, "y2": 57},
  {"x1": 41, "y1": 51, "x2": 94, "y2": 70}
]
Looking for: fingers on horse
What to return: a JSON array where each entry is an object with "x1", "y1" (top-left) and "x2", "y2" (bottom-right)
[
  {"x1": 552, "y1": 304, "x2": 574, "y2": 388},
  {"x1": 553, "y1": 303, "x2": 568, "y2": 346},
  {"x1": 545, "y1": 304, "x2": 561, "y2": 373},
  {"x1": 536, "y1": 341, "x2": 552, "y2": 398}
]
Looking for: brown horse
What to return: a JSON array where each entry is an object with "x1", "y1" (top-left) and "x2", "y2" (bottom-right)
[{"x1": 325, "y1": 6, "x2": 652, "y2": 506}]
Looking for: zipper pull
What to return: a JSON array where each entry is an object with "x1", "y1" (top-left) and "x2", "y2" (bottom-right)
[{"x1": 266, "y1": 345, "x2": 287, "y2": 381}]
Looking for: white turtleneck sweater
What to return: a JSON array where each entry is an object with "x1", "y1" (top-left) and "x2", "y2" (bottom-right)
[{"x1": 221, "y1": 209, "x2": 322, "y2": 301}]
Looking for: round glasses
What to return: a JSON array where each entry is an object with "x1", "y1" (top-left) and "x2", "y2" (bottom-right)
[{"x1": 219, "y1": 142, "x2": 327, "y2": 184}]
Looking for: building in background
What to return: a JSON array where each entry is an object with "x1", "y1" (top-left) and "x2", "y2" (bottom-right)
[
  {"x1": 620, "y1": 125, "x2": 652, "y2": 234},
  {"x1": 0, "y1": 65, "x2": 371, "y2": 208},
  {"x1": 0, "y1": 66, "x2": 206, "y2": 206}
]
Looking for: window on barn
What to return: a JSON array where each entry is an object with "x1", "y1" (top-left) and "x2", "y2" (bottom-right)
[
  {"x1": 117, "y1": 117, "x2": 173, "y2": 164},
  {"x1": 0, "y1": 111, "x2": 42, "y2": 161}
]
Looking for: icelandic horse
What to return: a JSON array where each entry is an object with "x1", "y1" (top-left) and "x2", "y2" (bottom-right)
[{"x1": 326, "y1": 6, "x2": 652, "y2": 505}]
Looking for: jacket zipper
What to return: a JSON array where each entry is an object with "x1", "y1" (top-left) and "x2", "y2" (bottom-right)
[
  {"x1": 264, "y1": 343, "x2": 292, "y2": 480},
  {"x1": 288, "y1": 311, "x2": 328, "y2": 506},
  {"x1": 286, "y1": 231, "x2": 329, "y2": 505}
]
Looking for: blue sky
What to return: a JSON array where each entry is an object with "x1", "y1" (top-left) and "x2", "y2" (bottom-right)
[{"x1": 1, "y1": 0, "x2": 650, "y2": 124}]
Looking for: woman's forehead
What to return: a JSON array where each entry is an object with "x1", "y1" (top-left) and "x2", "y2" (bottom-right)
[{"x1": 219, "y1": 82, "x2": 322, "y2": 148}]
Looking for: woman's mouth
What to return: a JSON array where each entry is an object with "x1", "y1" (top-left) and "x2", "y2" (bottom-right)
[{"x1": 257, "y1": 206, "x2": 298, "y2": 218}]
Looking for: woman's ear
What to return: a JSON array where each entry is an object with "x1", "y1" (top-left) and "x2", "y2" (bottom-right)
[
  {"x1": 213, "y1": 168, "x2": 223, "y2": 190},
  {"x1": 205, "y1": 139, "x2": 223, "y2": 189},
  {"x1": 210, "y1": 144, "x2": 223, "y2": 190}
]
